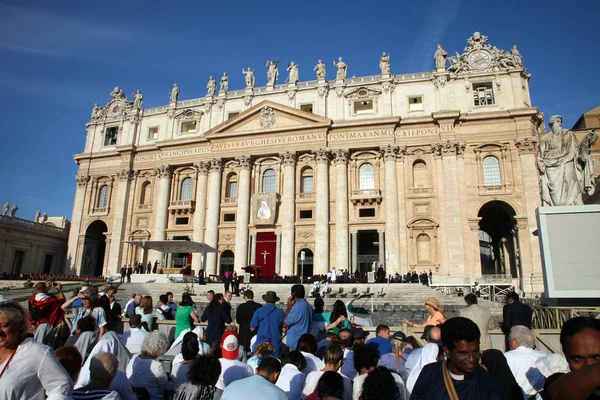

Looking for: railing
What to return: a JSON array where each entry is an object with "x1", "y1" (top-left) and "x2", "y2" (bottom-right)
[
  {"x1": 532, "y1": 306, "x2": 600, "y2": 329},
  {"x1": 411, "y1": 187, "x2": 434, "y2": 194},
  {"x1": 221, "y1": 197, "x2": 237, "y2": 204},
  {"x1": 92, "y1": 207, "x2": 109, "y2": 215},
  {"x1": 297, "y1": 192, "x2": 314, "y2": 199},
  {"x1": 168, "y1": 200, "x2": 195, "y2": 214},
  {"x1": 136, "y1": 204, "x2": 152, "y2": 211},
  {"x1": 351, "y1": 189, "x2": 382, "y2": 204},
  {"x1": 0, "y1": 215, "x2": 68, "y2": 235}
]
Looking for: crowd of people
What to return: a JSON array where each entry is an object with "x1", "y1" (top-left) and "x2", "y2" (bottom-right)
[{"x1": 0, "y1": 281, "x2": 599, "y2": 400}]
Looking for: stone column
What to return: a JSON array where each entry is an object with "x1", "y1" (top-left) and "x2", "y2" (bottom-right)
[
  {"x1": 191, "y1": 161, "x2": 209, "y2": 272},
  {"x1": 280, "y1": 151, "x2": 296, "y2": 276},
  {"x1": 381, "y1": 145, "x2": 402, "y2": 275},
  {"x1": 333, "y1": 149, "x2": 349, "y2": 272},
  {"x1": 107, "y1": 169, "x2": 132, "y2": 275},
  {"x1": 275, "y1": 231, "x2": 282, "y2": 275},
  {"x1": 351, "y1": 230, "x2": 358, "y2": 273},
  {"x1": 313, "y1": 148, "x2": 330, "y2": 275},
  {"x1": 250, "y1": 232, "x2": 257, "y2": 264},
  {"x1": 66, "y1": 175, "x2": 90, "y2": 273},
  {"x1": 204, "y1": 159, "x2": 222, "y2": 276},
  {"x1": 151, "y1": 165, "x2": 172, "y2": 264},
  {"x1": 378, "y1": 229, "x2": 385, "y2": 268},
  {"x1": 234, "y1": 156, "x2": 252, "y2": 272}
]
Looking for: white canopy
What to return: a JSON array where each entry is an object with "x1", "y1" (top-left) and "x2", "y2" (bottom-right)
[{"x1": 123, "y1": 240, "x2": 216, "y2": 254}]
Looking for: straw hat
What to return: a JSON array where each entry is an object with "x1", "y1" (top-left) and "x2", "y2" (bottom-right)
[{"x1": 424, "y1": 297, "x2": 441, "y2": 311}]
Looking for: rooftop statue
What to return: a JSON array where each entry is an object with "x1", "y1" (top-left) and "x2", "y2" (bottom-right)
[
  {"x1": 287, "y1": 62, "x2": 299, "y2": 84},
  {"x1": 538, "y1": 115, "x2": 598, "y2": 206},
  {"x1": 206, "y1": 76, "x2": 216, "y2": 96},
  {"x1": 266, "y1": 59, "x2": 280, "y2": 85},
  {"x1": 170, "y1": 83, "x2": 180, "y2": 103},
  {"x1": 434, "y1": 44, "x2": 447, "y2": 69},
  {"x1": 379, "y1": 52, "x2": 390, "y2": 75},
  {"x1": 220, "y1": 72, "x2": 229, "y2": 93},
  {"x1": 314, "y1": 60, "x2": 326, "y2": 80},
  {"x1": 10, "y1": 204, "x2": 18, "y2": 218},
  {"x1": 333, "y1": 57, "x2": 347, "y2": 80},
  {"x1": 35, "y1": 210, "x2": 41, "y2": 223},
  {"x1": 109, "y1": 86, "x2": 125, "y2": 100},
  {"x1": 242, "y1": 67, "x2": 255, "y2": 89},
  {"x1": 132, "y1": 89, "x2": 143, "y2": 109},
  {"x1": 3, "y1": 202, "x2": 9, "y2": 215}
]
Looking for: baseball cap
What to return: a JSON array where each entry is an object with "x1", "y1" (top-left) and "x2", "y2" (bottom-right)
[
  {"x1": 128, "y1": 314, "x2": 142, "y2": 328},
  {"x1": 391, "y1": 331, "x2": 407, "y2": 342},
  {"x1": 353, "y1": 327, "x2": 369, "y2": 340},
  {"x1": 221, "y1": 330, "x2": 240, "y2": 360}
]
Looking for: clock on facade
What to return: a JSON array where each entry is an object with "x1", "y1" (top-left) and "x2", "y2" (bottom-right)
[
  {"x1": 468, "y1": 51, "x2": 491, "y2": 69},
  {"x1": 110, "y1": 105, "x2": 120, "y2": 116}
]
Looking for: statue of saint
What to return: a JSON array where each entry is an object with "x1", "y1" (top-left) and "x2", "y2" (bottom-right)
[
  {"x1": 242, "y1": 67, "x2": 255, "y2": 89},
  {"x1": 206, "y1": 76, "x2": 216, "y2": 96},
  {"x1": 434, "y1": 44, "x2": 447, "y2": 69},
  {"x1": 538, "y1": 115, "x2": 598, "y2": 206},
  {"x1": 511, "y1": 45, "x2": 522, "y2": 66},
  {"x1": 333, "y1": 57, "x2": 347, "y2": 80},
  {"x1": 132, "y1": 90, "x2": 143, "y2": 109},
  {"x1": 379, "y1": 52, "x2": 390, "y2": 75},
  {"x1": 314, "y1": 60, "x2": 326, "y2": 80},
  {"x1": 42, "y1": 213, "x2": 48, "y2": 223},
  {"x1": 10, "y1": 204, "x2": 18, "y2": 217},
  {"x1": 220, "y1": 72, "x2": 229, "y2": 93},
  {"x1": 287, "y1": 62, "x2": 299, "y2": 83},
  {"x1": 2, "y1": 202, "x2": 9, "y2": 215},
  {"x1": 91, "y1": 103, "x2": 101, "y2": 120},
  {"x1": 110, "y1": 86, "x2": 125, "y2": 99},
  {"x1": 35, "y1": 210, "x2": 40, "y2": 223},
  {"x1": 170, "y1": 84, "x2": 180, "y2": 103},
  {"x1": 266, "y1": 59, "x2": 279, "y2": 85}
]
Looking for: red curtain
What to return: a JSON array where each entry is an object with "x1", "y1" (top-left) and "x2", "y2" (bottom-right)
[{"x1": 256, "y1": 232, "x2": 276, "y2": 277}]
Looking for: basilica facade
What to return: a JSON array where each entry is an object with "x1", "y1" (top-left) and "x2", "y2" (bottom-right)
[{"x1": 67, "y1": 32, "x2": 545, "y2": 293}]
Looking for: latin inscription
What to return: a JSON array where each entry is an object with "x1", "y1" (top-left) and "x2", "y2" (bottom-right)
[
  {"x1": 397, "y1": 125, "x2": 452, "y2": 137},
  {"x1": 329, "y1": 130, "x2": 394, "y2": 141}
]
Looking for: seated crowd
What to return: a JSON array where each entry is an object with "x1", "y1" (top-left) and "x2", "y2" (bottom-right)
[{"x1": 0, "y1": 282, "x2": 599, "y2": 400}]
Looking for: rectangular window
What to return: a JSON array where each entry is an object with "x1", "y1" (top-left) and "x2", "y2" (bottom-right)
[
  {"x1": 354, "y1": 100, "x2": 374, "y2": 114},
  {"x1": 300, "y1": 104, "x2": 314, "y2": 113},
  {"x1": 181, "y1": 121, "x2": 197, "y2": 133},
  {"x1": 299, "y1": 210, "x2": 313, "y2": 219},
  {"x1": 301, "y1": 176, "x2": 314, "y2": 193},
  {"x1": 104, "y1": 127, "x2": 118, "y2": 146},
  {"x1": 223, "y1": 213, "x2": 236, "y2": 222},
  {"x1": 228, "y1": 112, "x2": 240, "y2": 120},
  {"x1": 473, "y1": 83, "x2": 495, "y2": 106},
  {"x1": 175, "y1": 217, "x2": 189, "y2": 225},
  {"x1": 227, "y1": 181, "x2": 238, "y2": 198},
  {"x1": 408, "y1": 96, "x2": 423, "y2": 112},
  {"x1": 359, "y1": 208, "x2": 376, "y2": 218},
  {"x1": 147, "y1": 127, "x2": 158, "y2": 140}
]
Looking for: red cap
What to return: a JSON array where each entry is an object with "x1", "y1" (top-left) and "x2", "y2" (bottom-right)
[{"x1": 221, "y1": 330, "x2": 240, "y2": 360}]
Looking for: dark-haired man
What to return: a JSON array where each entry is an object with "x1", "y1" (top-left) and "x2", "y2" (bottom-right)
[
  {"x1": 222, "y1": 356, "x2": 288, "y2": 400},
  {"x1": 501, "y1": 291, "x2": 532, "y2": 350},
  {"x1": 366, "y1": 324, "x2": 392, "y2": 355},
  {"x1": 353, "y1": 343, "x2": 405, "y2": 400},
  {"x1": 236, "y1": 289, "x2": 262, "y2": 351},
  {"x1": 546, "y1": 317, "x2": 600, "y2": 400},
  {"x1": 284, "y1": 284, "x2": 313, "y2": 350},
  {"x1": 459, "y1": 293, "x2": 493, "y2": 351},
  {"x1": 410, "y1": 317, "x2": 507, "y2": 399}
]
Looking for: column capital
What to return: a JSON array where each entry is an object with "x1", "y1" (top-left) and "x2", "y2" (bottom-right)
[
  {"x1": 514, "y1": 137, "x2": 539, "y2": 154},
  {"x1": 75, "y1": 174, "x2": 90, "y2": 187},
  {"x1": 313, "y1": 148, "x2": 330, "y2": 164},
  {"x1": 280, "y1": 151, "x2": 297, "y2": 167},
  {"x1": 431, "y1": 140, "x2": 466, "y2": 157},
  {"x1": 332, "y1": 148, "x2": 349, "y2": 165},
  {"x1": 194, "y1": 161, "x2": 210, "y2": 175},
  {"x1": 351, "y1": 230, "x2": 358, "y2": 236},
  {"x1": 208, "y1": 158, "x2": 223, "y2": 173},
  {"x1": 377, "y1": 228, "x2": 385, "y2": 234},
  {"x1": 276, "y1": 231, "x2": 282, "y2": 238},
  {"x1": 236, "y1": 155, "x2": 253, "y2": 170},
  {"x1": 115, "y1": 168, "x2": 133, "y2": 181},
  {"x1": 154, "y1": 164, "x2": 172, "y2": 179},
  {"x1": 468, "y1": 217, "x2": 481, "y2": 231},
  {"x1": 380, "y1": 144, "x2": 406, "y2": 161}
]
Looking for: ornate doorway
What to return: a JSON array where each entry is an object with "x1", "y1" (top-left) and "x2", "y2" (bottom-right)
[
  {"x1": 219, "y1": 250, "x2": 235, "y2": 277},
  {"x1": 297, "y1": 249, "x2": 314, "y2": 277},
  {"x1": 81, "y1": 220, "x2": 108, "y2": 276},
  {"x1": 255, "y1": 232, "x2": 276, "y2": 277},
  {"x1": 478, "y1": 201, "x2": 518, "y2": 277}
]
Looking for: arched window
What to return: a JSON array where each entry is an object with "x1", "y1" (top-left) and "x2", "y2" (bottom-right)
[
  {"x1": 262, "y1": 169, "x2": 276, "y2": 193},
  {"x1": 413, "y1": 160, "x2": 428, "y2": 188},
  {"x1": 301, "y1": 168, "x2": 314, "y2": 193},
  {"x1": 226, "y1": 174, "x2": 238, "y2": 198},
  {"x1": 140, "y1": 181, "x2": 151, "y2": 204},
  {"x1": 483, "y1": 156, "x2": 501, "y2": 186},
  {"x1": 180, "y1": 177, "x2": 193, "y2": 201},
  {"x1": 97, "y1": 185, "x2": 109, "y2": 208},
  {"x1": 358, "y1": 163, "x2": 375, "y2": 190},
  {"x1": 417, "y1": 234, "x2": 431, "y2": 264}
]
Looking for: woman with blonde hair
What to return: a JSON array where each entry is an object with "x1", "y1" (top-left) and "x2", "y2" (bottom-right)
[
  {"x1": 247, "y1": 341, "x2": 276, "y2": 370},
  {"x1": 402, "y1": 297, "x2": 446, "y2": 328},
  {"x1": 378, "y1": 331, "x2": 409, "y2": 381}
]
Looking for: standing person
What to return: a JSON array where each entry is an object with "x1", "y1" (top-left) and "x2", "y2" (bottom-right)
[
  {"x1": 120, "y1": 265, "x2": 127, "y2": 283},
  {"x1": 250, "y1": 291, "x2": 285, "y2": 357},
  {"x1": 99, "y1": 286, "x2": 119, "y2": 332},
  {"x1": 28, "y1": 281, "x2": 65, "y2": 344},
  {"x1": 311, "y1": 297, "x2": 328, "y2": 341},
  {"x1": 501, "y1": 291, "x2": 532, "y2": 350},
  {"x1": 147, "y1": 261, "x2": 152, "y2": 274},
  {"x1": 198, "y1": 269, "x2": 205, "y2": 285},
  {"x1": 403, "y1": 297, "x2": 446, "y2": 328},
  {"x1": 62, "y1": 287, "x2": 107, "y2": 337},
  {"x1": 165, "y1": 292, "x2": 177, "y2": 318},
  {"x1": 428, "y1": 270, "x2": 433, "y2": 285},
  {"x1": 284, "y1": 284, "x2": 313, "y2": 350},
  {"x1": 235, "y1": 289, "x2": 262, "y2": 352},
  {"x1": 222, "y1": 356, "x2": 287, "y2": 400},
  {"x1": 503, "y1": 325, "x2": 547, "y2": 397},
  {"x1": 459, "y1": 293, "x2": 494, "y2": 351},
  {"x1": 325, "y1": 300, "x2": 352, "y2": 335},
  {"x1": 222, "y1": 291, "x2": 233, "y2": 319},
  {"x1": 232, "y1": 272, "x2": 240, "y2": 296},
  {"x1": 126, "y1": 265, "x2": 132, "y2": 283},
  {"x1": 152, "y1": 261, "x2": 158, "y2": 274},
  {"x1": 175, "y1": 295, "x2": 200, "y2": 341},
  {"x1": 0, "y1": 301, "x2": 73, "y2": 399},
  {"x1": 201, "y1": 294, "x2": 232, "y2": 347},
  {"x1": 410, "y1": 317, "x2": 508, "y2": 400}
]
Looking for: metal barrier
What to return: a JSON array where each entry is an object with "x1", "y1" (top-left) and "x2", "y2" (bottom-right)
[{"x1": 532, "y1": 306, "x2": 600, "y2": 329}]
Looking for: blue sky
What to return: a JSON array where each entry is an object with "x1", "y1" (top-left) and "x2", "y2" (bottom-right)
[{"x1": 0, "y1": 0, "x2": 599, "y2": 221}]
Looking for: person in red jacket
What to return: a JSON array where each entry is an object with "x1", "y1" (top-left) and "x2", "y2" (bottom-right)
[{"x1": 28, "y1": 281, "x2": 66, "y2": 344}]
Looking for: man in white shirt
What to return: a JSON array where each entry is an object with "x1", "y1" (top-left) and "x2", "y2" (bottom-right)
[
  {"x1": 276, "y1": 350, "x2": 307, "y2": 400},
  {"x1": 352, "y1": 344, "x2": 405, "y2": 400},
  {"x1": 405, "y1": 325, "x2": 441, "y2": 377},
  {"x1": 503, "y1": 325, "x2": 548, "y2": 397},
  {"x1": 216, "y1": 330, "x2": 254, "y2": 390},
  {"x1": 121, "y1": 314, "x2": 149, "y2": 354},
  {"x1": 302, "y1": 344, "x2": 352, "y2": 400}
]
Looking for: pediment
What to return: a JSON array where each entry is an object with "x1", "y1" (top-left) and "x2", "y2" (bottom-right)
[
  {"x1": 344, "y1": 86, "x2": 381, "y2": 99},
  {"x1": 205, "y1": 100, "x2": 332, "y2": 137},
  {"x1": 407, "y1": 216, "x2": 439, "y2": 228}
]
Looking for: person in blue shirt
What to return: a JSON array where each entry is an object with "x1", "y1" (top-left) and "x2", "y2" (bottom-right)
[
  {"x1": 366, "y1": 324, "x2": 393, "y2": 355},
  {"x1": 250, "y1": 290, "x2": 285, "y2": 357},
  {"x1": 284, "y1": 284, "x2": 313, "y2": 350},
  {"x1": 222, "y1": 356, "x2": 288, "y2": 400}
]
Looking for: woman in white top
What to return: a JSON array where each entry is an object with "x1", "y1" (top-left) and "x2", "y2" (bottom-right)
[
  {"x1": 0, "y1": 301, "x2": 72, "y2": 400},
  {"x1": 126, "y1": 331, "x2": 172, "y2": 400},
  {"x1": 136, "y1": 296, "x2": 159, "y2": 332},
  {"x1": 171, "y1": 332, "x2": 200, "y2": 387},
  {"x1": 276, "y1": 350, "x2": 307, "y2": 400}
]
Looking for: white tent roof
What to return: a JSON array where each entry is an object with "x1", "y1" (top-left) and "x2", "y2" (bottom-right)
[{"x1": 124, "y1": 240, "x2": 216, "y2": 253}]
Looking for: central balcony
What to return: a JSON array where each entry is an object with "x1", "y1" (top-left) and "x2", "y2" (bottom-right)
[
  {"x1": 168, "y1": 200, "x2": 195, "y2": 215},
  {"x1": 351, "y1": 189, "x2": 382, "y2": 205}
]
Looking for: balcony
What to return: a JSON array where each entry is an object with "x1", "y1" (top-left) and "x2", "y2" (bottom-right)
[
  {"x1": 221, "y1": 197, "x2": 238, "y2": 205},
  {"x1": 351, "y1": 189, "x2": 382, "y2": 205},
  {"x1": 296, "y1": 192, "x2": 315, "y2": 202},
  {"x1": 168, "y1": 200, "x2": 195, "y2": 215},
  {"x1": 92, "y1": 207, "x2": 109, "y2": 216},
  {"x1": 136, "y1": 204, "x2": 152, "y2": 212},
  {"x1": 478, "y1": 184, "x2": 510, "y2": 196},
  {"x1": 407, "y1": 187, "x2": 434, "y2": 198}
]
